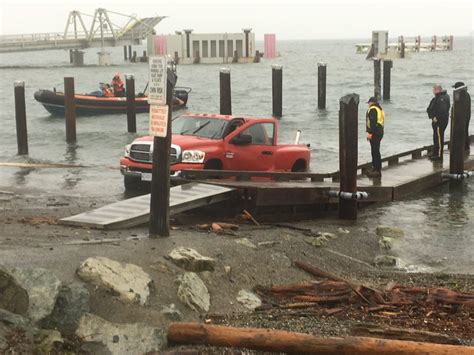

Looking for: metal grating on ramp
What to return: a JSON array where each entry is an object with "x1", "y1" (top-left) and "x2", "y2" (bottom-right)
[{"x1": 60, "y1": 183, "x2": 234, "y2": 230}]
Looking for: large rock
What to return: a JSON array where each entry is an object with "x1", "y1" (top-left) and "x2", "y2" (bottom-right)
[
  {"x1": 0, "y1": 270, "x2": 29, "y2": 316},
  {"x1": 76, "y1": 313, "x2": 165, "y2": 354},
  {"x1": 41, "y1": 282, "x2": 90, "y2": 334},
  {"x1": 0, "y1": 309, "x2": 30, "y2": 327},
  {"x1": 236, "y1": 290, "x2": 262, "y2": 310},
  {"x1": 376, "y1": 226, "x2": 405, "y2": 238},
  {"x1": 3, "y1": 268, "x2": 61, "y2": 323},
  {"x1": 176, "y1": 272, "x2": 210, "y2": 312},
  {"x1": 167, "y1": 247, "x2": 216, "y2": 272},
  {"x1": 77, "y1": 257, "x2": 152, "y2": 305}
]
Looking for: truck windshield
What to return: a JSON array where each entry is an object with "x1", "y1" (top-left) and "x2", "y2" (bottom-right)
[{"x1": 172, "y1": 116, "x2": 227, "y2": 139}]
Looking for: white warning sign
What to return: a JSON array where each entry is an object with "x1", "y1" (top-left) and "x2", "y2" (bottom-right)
[{"x1": 148, "y1": 56, "x2": 167, "y2": 105}]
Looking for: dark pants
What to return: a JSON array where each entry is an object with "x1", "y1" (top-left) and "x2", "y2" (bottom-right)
[
  {"x1": 432, "y1": 120, "x2": 448, "y2": 158},
  {"x1": 370, "y1": 134, "x2": 383, "y2": 171}
]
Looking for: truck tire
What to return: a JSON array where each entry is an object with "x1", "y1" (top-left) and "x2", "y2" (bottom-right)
[
  {"x1": 204, "y1": 159, "x2": 222, "y2": 179},
  {"x1": 124, "y1": 175, "x2": 142, "y2": 191},
  {"x1": 291, "y1": 159, "x2": 307, "y2": 172}
]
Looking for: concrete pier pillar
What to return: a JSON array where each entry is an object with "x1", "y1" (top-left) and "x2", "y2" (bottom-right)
[{"x1": 97, "y1": 51, "x2": 111, "y2": 66}]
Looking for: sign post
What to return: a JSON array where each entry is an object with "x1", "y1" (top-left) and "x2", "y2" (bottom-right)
[{"x1": 148, "y1": 56, "x2": 176, "y2": 237}]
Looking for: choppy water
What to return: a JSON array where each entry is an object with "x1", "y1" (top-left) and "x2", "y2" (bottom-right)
[{"x1": 0, "y1": 38, "x2": 473, "y2": 273}]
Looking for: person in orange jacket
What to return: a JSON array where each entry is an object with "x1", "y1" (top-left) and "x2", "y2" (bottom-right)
[
  {"x1": 365, "y1": 97, "x2": 385, "y2": 178},
  {"x1": 111, "y1": 73, "x2": 125, "y2": 97}
]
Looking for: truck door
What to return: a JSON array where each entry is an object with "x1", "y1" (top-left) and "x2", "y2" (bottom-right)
[{"x1": 224, "y1": 122, "x2": 276, "y2": 171}]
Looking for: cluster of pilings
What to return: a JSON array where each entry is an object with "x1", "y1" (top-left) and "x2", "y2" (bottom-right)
[
  {"x1": 218, "y1": 63, "x2": 328, "y2": 117},
  {"x1": 123, "y1": 46, "x2": 148, "y2": 63},
  {"x1": 13, "y1": 75, "x2": 139, "y2": 150}
]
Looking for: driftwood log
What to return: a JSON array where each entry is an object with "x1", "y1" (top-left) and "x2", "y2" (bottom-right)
[
  {"x1": 351, "y1": 323, "x2": 463, "y2": 345},
  {"x1": 167, "y1": 323, "x2": 473, "y2": 354}
]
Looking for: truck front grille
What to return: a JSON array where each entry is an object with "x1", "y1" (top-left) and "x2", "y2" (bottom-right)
[{"x1": 129, "y1": 143, "x2": 180, "y2": 164}]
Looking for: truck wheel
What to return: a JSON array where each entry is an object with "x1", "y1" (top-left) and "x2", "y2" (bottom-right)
[
  {"x1": 124, "y1": 176, "x2": 141, "y2": 191},
  {"x1": 291, "y1": 160, "x2": 307, "y2": 172},
  {"x1": 204, "y1": 159, "x2": 222, "y2": 179}
]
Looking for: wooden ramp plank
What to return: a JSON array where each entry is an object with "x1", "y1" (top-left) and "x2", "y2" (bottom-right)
[{"x1": 60, "y1": 183, "x2": 234, "y2": 230}]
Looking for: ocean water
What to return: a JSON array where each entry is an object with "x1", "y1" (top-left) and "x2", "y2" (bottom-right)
[{"x1": 0, "y1": 38, "x2": 473, "y2": 273}]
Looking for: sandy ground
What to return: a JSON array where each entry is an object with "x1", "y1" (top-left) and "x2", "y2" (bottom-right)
[{"x1": 1, "y1": 185, "x2": 473, "y2": 352}]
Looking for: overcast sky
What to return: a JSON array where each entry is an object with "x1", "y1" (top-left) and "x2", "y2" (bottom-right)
[{"x1": 1, "y1": 0, "x2": 473, "y2": 40}]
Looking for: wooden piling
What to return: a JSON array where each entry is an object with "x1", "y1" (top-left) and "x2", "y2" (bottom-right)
[
  {"x1": 449, "y1": 87, "x2": 468, "y2": 175},
  {"x1": 253, "y1": 50, "x2": 260, "y2": 63},
  {"x1": 338, "y1": 94, "x2": 359, "y2": 220},
  {"x1": 382, "y1": 60, "x2": 392, "y2": 100},
  {"x1": 272, "y1": 64, "x2": 283, "y2": 118},
  {"x1": 317, "y1": 63, "x2": 327, "y2": 109},
  {"x1": 193, "y1": 51, "x2": 200, "y2": 64},
  {"x1": 174, "y1": 51, "x2": 179, "y2": 64},
  {"x1": 373, "y1": 58, "x2": 381, "y2": 101},
  {"x1": 69, "y1": 49, "x2": 74, "y2": 64},
  {"x1": 232, "y1": 50, "x2": 238, "y2": 63},
  {"x1": 149, "y1": 69, "x2": 176, "y2": 237},
  {"x1": 125, "y1": 74, "x2": 136, "y2": 133},
  {"x1": 14, "y1": 81, "x2": 28, "y2": 155},
  {"x1": 128, "y1": 45, "x2": 132, "y2": 60},
  {"x1": 219, "y1": 68, "x2": 232, "y2": 115},
  {"x1": 123, "y1": 46, "x2": 127, "y2": 60},
  {"x1": 400, "y1": 41, "x2": 406, "y2": 59},
  {"x1": 431, "y1": 36, "x2": 437, "y2": 51},
  {"x1": 132, "y1": 51, "x2": 137, "y2": 62},
  {"x1": 64, "y1": 77, "x2": 76, "y2": 142}
]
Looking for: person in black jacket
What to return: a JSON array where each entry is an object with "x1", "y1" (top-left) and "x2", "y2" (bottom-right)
[
  {"x1": 365, "y1": 97, "x2": 384, "y2": 178},
  {"x1": 452, "y1": 81, "x2": 471, "y2": 152},
  {"x1": 427, "y1": 84, "x2": 450, "y2": 161}
]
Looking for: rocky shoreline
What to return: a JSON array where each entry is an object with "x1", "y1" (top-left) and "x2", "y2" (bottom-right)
[{"x1": 1, "y1": 188, "x2": 473, "y2": 353}]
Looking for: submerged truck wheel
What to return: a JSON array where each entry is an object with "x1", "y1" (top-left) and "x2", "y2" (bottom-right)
[{"x1": 124, "y1": 175, "x2": 142, "y2": 191}]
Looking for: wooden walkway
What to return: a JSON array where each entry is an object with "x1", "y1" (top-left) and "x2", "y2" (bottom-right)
[{"x1": 60, "y1": 183, "x2": 234, "y2": 229}]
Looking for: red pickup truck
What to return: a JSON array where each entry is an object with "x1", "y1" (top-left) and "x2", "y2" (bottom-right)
[{"x1": 120, "y1": 113, "x2": 310, "y2": 190}]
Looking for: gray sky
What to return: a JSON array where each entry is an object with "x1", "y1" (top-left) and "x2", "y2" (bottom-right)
[{"x1": 1, "y1": 0, "x2": 473, "y2": 39}]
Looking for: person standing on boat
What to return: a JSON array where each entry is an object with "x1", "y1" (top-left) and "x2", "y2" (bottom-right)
[
  {"x1": 427, "y1": 84, "x2": 450, "y2": 161},
  {"x1": 452, "y1": 82, "x2": 471, "y2": 153},
  {"x1": 111, "y1": 73, "x2": 125, "y2": 97},
  {"x1": 365, "y1": 97, "x2": 384, "y2": 178}
]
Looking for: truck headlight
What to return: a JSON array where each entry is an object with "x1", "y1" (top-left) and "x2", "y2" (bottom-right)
[
  {"x1": 124, "y1": 144, "x2": 132, "y2": 158},
  {"x1": 181, "y1": 150, "x2": 205, "y2": 163}
]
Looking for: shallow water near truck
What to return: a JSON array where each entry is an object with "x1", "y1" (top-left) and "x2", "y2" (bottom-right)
[{"x1": 0, "y1": 38, "x2": 473, "y2": 274}]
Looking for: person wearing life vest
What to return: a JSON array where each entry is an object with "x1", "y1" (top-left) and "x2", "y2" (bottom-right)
[
  {"x1": 111, "y1": 73, "x2": 125, "y2": 97},
  {"x1": 366, "y1": 97, "x2": 384, "y2": 178},
  {"x1": 427, "y1": 84, "x2": 450, "y2": 161}
]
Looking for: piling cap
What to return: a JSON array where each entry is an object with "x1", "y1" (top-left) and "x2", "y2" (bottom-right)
[
  {"x1": 220, "y1": 67, "x2": 231, "y2": 74},
  {"x1": 272, "y1": 64, "x2": 283, "y2": 70},
  {"x1": 452, "y1": 81, "x2": 464, "y2": 89}
]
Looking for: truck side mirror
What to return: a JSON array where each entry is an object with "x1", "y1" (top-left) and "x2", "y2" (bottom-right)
[{"x1": 230, "y1": 134, "x2": 252, "y2": 145}]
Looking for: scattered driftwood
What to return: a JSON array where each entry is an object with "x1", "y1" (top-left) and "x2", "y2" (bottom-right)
[
  {"x1": 253, "y1": 260, "x2": 474, "y2": 343},
  {"x1": 167, "y1": 323, "x2": 473, "y2": 354},
  {"x1": 351, "y1": 323, "x2": 463, "y2": 345},
  {"x1": 242, "y1": 209, "x2": 260, "y2": 226}
]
